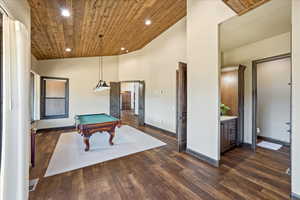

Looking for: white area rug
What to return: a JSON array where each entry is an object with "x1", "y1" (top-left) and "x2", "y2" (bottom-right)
[
  {"x1": 257, "y1": 141, "x2": 283, "y2": 150},
  {"x1": 45, "y1": 125, "x2": 166, "y2": 177}
]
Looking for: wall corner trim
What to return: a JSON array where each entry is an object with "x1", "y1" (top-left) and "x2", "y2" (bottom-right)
[
  {"x1": 144, "y1": 123, "x2": 176, "y2": 138},
  {"x1": 37, "y1": 125, "x2": 76, "y2": 133},
  {"x1": 186, "y1": 148, "x2": 219, "y2": 168},
  {"x1": 242, "y1": 143, "x2": 252, "y2": 149}
]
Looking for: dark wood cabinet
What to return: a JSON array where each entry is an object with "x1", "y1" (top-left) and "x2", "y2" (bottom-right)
[{"x1": 221, "y1": 118, "x2": 237, "y2": 154}]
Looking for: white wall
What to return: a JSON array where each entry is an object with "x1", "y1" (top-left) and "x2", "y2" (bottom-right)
[
  {"x1": 257, "y1": 58, "x2": 291, "y2": 143},
  {"x1": 292, "y1": 0, "x2": 300, "y2": 197},
  {"x1": 1, "y1": 0, "x2": 30, "y2": 29},
  {"x1": 35, "y1": 56, "x2": 119, "y2": 129},
  {"x1": 119, "y1": 18, "x2": 187, "y2": 132},
  {"x1": 0, "y1": 0, "x2": 31, "y2": 199},
  {"x1": 223, "y1": 32, "x2": 291, "y2": 143},
  {"x1": 187, "y1": 0, "x2": 236, "y2": 162},
  {"x1": 223, "y1": 32, "x2": 291, "y2": 66},
  {"x1": 118, "y1": 51, "x2": 145, "y2": 81}
]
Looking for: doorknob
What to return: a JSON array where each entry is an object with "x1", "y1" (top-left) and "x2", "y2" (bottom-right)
[{"x1": 286, "y1": 122, "x2": 291, "y2": 125}]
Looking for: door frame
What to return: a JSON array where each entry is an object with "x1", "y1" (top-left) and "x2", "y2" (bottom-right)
[
  {"x1": 176, "y1": 62, "x2": 187, "y2": 152},
  {"x1": 110, "y1": 82, "x2": 121, "y2": 119},
  {"x1": 252, "y1": 53, "x2": 292, "y2": 151},
  {"x1": 120, "y1": 80, "x2": 145, "y2": 126},
  {"x1": 237, "y1": 65, "x2": 246, "y2": 145}
]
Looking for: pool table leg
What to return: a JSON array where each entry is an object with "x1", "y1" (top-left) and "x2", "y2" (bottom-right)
[
  {"x1": 108, "y1": 131, "x2": 115, "y2": 145},
  {"x1": 83, "y1": 136, "x2": 90, "y2": 151}
]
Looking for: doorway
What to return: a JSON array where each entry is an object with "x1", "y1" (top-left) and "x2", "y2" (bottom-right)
[
  {"x1": 218, "y1": 0, "x2": 292, "y2": 196},
  {"x1": 252, "y1": 53, "x2": 292, "y2": 151},
  {"x1": 120, "y1": 81, "x2": 140, "y2": 126},
  {"x1": 176, "y1": 62, "x2": 187, "y2": 152},
  {"x1": 110, "y1": 81, "x2": 145, "y2": 126},
  {"x1": 220, "y1": 65, "x2": 246, "y2": 155}
]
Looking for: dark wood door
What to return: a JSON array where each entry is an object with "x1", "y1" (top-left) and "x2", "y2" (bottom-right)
[
  {"x1": 110, "y1": 82, "x2": 121, "y2": 119},
  {"x1": 138, "y1": 81, "x2": 145, "y2": 126},
  {"x1": 177, "y1": 62, "x2": 187, "y2": 152},
  {"x1": 121, "y1": 91, "x2": 131, "y2": 110}
]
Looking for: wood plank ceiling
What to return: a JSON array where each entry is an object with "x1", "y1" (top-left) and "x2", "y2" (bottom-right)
[
  {"x1": 223, "y1": 0, "x2": 271, "y2": 15},
  {"x1": 29, "y1": 0, "x2": 186, "y2": 60},
  {"x1": 29, "y1": 0, "x2": 270, "y2": 60}
]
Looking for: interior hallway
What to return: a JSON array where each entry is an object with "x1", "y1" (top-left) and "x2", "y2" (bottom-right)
[{"x1": 30, "y1": 119, "x2": 291, "y2": 200}]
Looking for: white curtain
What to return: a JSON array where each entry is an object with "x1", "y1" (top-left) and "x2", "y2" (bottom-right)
[
  {"x1": 0, "y1": 15, "x2": 30, "y2": 200},
  {"x1": 34, "y1": 73, "x2": 41, "y2": 120}
]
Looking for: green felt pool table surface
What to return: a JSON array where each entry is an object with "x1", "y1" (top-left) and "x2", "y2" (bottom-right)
[{"x1": 76, "y1": 114, "x2": 119, "y2": 125}]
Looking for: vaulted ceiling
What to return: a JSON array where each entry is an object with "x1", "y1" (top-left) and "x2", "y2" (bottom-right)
[
  {"x1": 29, "y1": 0, "x2": 186, "y2": 60},
  {"x1": 223, "y1": 0, "x2": 271, "y2": 15},
  {"x1": 29, "y1": 0, "x2": 270, "y2": 60}
]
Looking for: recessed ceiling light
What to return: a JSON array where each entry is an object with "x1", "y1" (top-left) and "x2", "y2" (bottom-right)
[
  {"x1": 121, "y1": 47, "x2": 125, "y2": 51},
  {"x1": 145, "y1": 19, "x2": 152, "y2": 26},
  {"x1": 65, "y1": 48, "x2": 72, "y2": 52},
  {"x1": 61, "y1": 9, "x2": 71, "y2": 17},
  {"x1": 126, "y1": 50, "x2": 129, "y2": 53}
]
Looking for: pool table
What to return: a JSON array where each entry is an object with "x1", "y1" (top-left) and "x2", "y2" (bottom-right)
[{"x1": 75, "y1": 113, "x2": 121, "y2": 151}]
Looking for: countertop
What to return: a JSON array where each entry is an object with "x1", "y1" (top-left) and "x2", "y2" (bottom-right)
[{"x1": 220, "y1": 116, "x2": 238, "y2": 122}]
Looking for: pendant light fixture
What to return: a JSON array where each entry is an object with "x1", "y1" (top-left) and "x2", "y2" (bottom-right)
[{"x1": 94, "y1": 35, "x2": 110, "y2": 92}]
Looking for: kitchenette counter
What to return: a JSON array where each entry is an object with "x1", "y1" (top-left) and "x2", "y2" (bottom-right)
[{"x1": 221, "y1": 116, "x2": 238, "y2": 121}]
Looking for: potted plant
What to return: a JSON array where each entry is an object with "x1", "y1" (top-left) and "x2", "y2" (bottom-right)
[{"x1": 220, "y1": 104, "x2": 230, "y2": 116}]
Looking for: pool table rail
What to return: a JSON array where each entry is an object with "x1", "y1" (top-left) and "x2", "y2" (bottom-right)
[{"x1": 76, "y1": 120, "x2": 121, "y2": 136}]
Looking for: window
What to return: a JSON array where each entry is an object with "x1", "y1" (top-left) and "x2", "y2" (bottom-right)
[{"x1": 41, "y1": 77, "x2": 69, "y2": 119}]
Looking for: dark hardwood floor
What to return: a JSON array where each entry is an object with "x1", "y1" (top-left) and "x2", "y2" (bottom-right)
[
  {"x1": 121, "y1": 109, "x2": 139, "y2": 126},
  {"x1": 30, "y1": 113, "x2": 292, "y2": 200}
]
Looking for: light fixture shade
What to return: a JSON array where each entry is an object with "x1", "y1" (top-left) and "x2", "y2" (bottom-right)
[
  {"x1": 94, "y1": 86, "x2": 110, "y2": 92},
  {"x1": 94, "y1": 80, "x2": 110, "y2": 92},
  {"x1": 102, "y1": 81, "x2": 109, "y2": 87}
]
